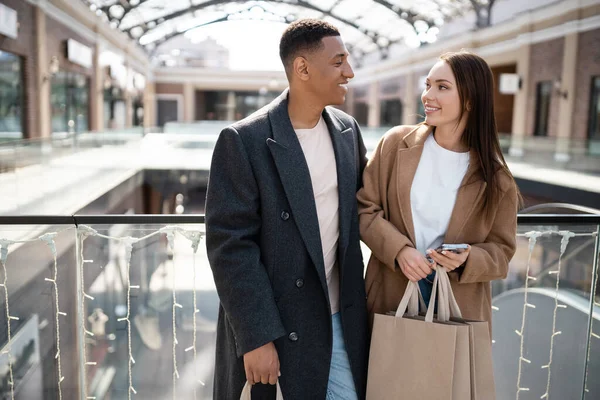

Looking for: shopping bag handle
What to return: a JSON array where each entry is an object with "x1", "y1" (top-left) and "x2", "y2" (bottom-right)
[
  {"x1": 240, "y1": 381, "x2": 284, "y2": 400},
  {"x1": 395, "y1": 281, "x2": 426, "y2": 318},
  {"x1": 425, "y1": 266, "x2": 463, "y2": 323},
  {"x1": 438, "y1": 267, "x2": 462, "y2": 319}
]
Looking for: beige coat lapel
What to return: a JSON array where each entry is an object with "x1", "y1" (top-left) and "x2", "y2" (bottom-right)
[
  {"x1": 395, "y1": 124, "x2": 433, "y2": 245},
  {"x1": 444, "y1": 151, "x2": 487, "y2": 244},
  {"x1": 394, "y1": 124, "x2": 487, "y2": 246}
]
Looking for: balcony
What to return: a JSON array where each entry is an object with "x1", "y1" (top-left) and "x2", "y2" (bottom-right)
[{"x1": 0, "y1": 213, "x2": 597, "y2": 399}]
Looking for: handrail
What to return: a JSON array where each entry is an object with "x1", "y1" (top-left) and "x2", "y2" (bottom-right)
[
  {"x1": 0, "y1": 213, "x2": 598, "y2": 225},
  {"x1": 0, "y1": 214, "x2": 205, "y2": 225},
  {"x1": 520, "y1": 202, "x2": 600, "y2": 215}
]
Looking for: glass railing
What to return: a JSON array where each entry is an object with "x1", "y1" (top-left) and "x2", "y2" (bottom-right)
[{"x1": 0, "y1": 214, "x2": 597, "y2": 399}]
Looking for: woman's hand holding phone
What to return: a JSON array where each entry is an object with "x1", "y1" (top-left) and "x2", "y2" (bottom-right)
[
  {"x1": 426, "y1": 244, "x2": 471, "y2": 271},
  {"x1": 396, "y1": 247, "x2": 434, "y2": 282}
]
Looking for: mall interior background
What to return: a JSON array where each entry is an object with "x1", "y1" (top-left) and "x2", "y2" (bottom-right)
[{"x1": 0, "y1": 0, "x2": 599, "y2": 399}]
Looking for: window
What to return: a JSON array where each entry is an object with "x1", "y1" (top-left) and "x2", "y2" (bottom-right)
[
  {"x1": 354, "y1": 102, "x2": 368, "y2": 126},
  {"x1": 104, "y1": 87, "x2": 126, "y2": 130},
  {"x1": 534, "y1": 81, "x2": 552, "y2": 137},
  {"x1": 380, "y1": 99, "x2": 403, "y2": 126},
  {"x1": 588, "y1": 76, "x2": 600, "y2": 140},
  {"x1": 416, "y1": 96, "x2": 425, "y2": 123},
  {"x1": 0, "y1": 50, "x2": 23, "y2": 138},
  {"x1": 51, "y1": 71, "x2": 89, "y2": 134}
]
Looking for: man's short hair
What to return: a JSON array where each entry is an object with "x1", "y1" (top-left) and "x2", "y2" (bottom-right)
[{"x1": 279, "y1": 19, "x2": 340, "y2": 72}]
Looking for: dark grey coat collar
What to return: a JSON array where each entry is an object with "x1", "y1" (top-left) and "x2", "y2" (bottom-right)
[{"x1": 266, "y1": 89, "x2": 356, "y2": 307}]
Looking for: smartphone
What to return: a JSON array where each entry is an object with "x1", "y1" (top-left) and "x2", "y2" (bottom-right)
[{"x1": 435, "y1": 243, "x2": 469, "y2": 253}]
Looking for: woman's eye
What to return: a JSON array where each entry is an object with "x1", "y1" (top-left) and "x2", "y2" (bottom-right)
[{"x1": 439, "y1": 85, "x2": 447, "y2": 90}]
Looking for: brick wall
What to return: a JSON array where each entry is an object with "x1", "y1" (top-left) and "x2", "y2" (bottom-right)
[
  {"x1": 573, "y1": 28, "x2": 600, "y2": 141},
  {"x1": 527, "y1": 38, "x2": 564, "y2": 137},
  {"x1": 0, "y1": 0, "x2": 37, "y2": 138}
]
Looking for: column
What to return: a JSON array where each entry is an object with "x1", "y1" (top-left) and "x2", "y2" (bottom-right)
[
  {"x1": 367, "y1": 81, "x2": 380, "y2": 128},
  {"x1": 35, "y1": 6, "x2": 51, "y2": 138},
  {"x1": 226, "y1": 91, "x2": 235, "y2": 121},
  {"x1": 183, "y1": 82, "x2": 195, "y2": 122},
  {"x1": 91, "y1": 40, "x2": 103, "y2": 132},
  {"x1": 403, "y1": 73, "x2": 417, "y2": 125},
  {"x1": 345, "y1": 87, "x2": 355, "y2": 116},
  {"x1": 124, "y1": 61, "x2": 133, "y2": 128},
  {"x1": 509, "y1": 42, "x2": 531, "y2": 157},
  {"x1": 144, "y1": 81, "x2": 155, "y2": 130},
  {"x1": 554, "y1": 32, "x2": 578, "y2": 162}
]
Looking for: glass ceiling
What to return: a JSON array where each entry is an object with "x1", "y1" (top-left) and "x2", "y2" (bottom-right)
[{"x1": 83, "y1": 0, "x2": 477, "y2": 59}]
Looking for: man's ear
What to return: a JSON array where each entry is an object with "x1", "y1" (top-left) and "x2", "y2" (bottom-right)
[{"x1": 293, "y1": 56, "x2": 310, "y2": 82}]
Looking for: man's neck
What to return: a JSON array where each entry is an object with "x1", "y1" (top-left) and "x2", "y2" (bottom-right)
[{"x1": 288, "y1": 90, "x2": 324, "y2": 130}]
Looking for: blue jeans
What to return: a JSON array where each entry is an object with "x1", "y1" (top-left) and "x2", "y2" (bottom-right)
[
  {"x1": 418, "y1": 271, "x2": 437, "y2": 312},
  {"x1": 326, "y1": 313, "x2": 358, "y2": 400}
]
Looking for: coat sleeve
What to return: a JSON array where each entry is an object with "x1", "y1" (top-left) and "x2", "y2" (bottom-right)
[
  {"x1": 458, "y1": 180, "x2": 519, "y2": 284},
  {"x1": 357, "y1": 134, "x2": 413, "y2": 272},
  {"x1": 205, "y1": 126, "x2": 286, "y2": 357}
]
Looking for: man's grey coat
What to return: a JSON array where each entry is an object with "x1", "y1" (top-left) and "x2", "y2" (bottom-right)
[{"x1": 205, "y1": 90, "x2": 369, "y2": 400}]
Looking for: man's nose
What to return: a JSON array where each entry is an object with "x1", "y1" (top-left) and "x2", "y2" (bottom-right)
[{"x1": 344, "y1": 62, "x2": 355, "y2": 79}]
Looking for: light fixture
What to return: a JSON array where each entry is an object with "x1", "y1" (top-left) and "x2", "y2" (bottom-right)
[
  {"x1": 554, "y1": 80, "x2": 568, "y2": 99},
  {"x1": 43, "y1": 56, "x2": 60, "y2": 82}
]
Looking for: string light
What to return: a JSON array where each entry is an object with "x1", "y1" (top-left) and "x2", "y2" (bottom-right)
[
  {"x1": 539, "y1": 231, "x2": 574, "y2": 400},
  {"x1": 115, "y1": 237, "x2": 138, "y2": 398},
  {"x1": 14, "y1": 225, "x2": 594, "y2": 399},
  {"x1": 515, "y1": 231, "x2": 541, "y2": 398},
  {"x1": 0, "y1": 239, "x2": 17, "y2": 400},
  {"x1": 163, "y1": 228, "x2": 182, "y2": 400},
  {"x1": 40, "y1": 233, "x2": 66, "y2": 400},
  {"x1": 77, "y1": 225, "x2": 100, "y2": 400},
  {"x1": 178, "y1": 229, "x2": 205, "y2": 396}
]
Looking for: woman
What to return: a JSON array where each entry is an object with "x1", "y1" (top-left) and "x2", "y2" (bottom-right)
[{"x1": 357, "y1": 51, "x2": 520, "y2": 329}]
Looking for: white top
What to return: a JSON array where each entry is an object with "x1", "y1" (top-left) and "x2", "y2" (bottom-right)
[
  {"x1": 295, "y1": 116, "x2": 340, "y2": 315},
  {"x1": 410, "y1": 134, "x2": 470, "y2": 255}
]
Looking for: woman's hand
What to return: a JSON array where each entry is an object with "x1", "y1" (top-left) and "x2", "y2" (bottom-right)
[
  {"x1": 426, "y1": 246, "x2": 471, "y2": 271},
  {"x1": 396, "y1": 247, "x2": 434, "y2": 282}
]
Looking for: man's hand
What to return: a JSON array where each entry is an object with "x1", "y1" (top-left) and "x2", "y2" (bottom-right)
[
  {"x1": 426, "y1": 246, "x2": 471, "y2": 271},
  {"x1": 243, "y1": 342, "x2": 280, "y2": 385},
  {"x1": 396, "y1": 247, "x2": 434, "y2": 282}
]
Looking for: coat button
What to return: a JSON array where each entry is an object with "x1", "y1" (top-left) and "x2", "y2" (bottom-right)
[
  {"x1": 280, "y1": 211, "x2": 290, "y2": 221},
  {"x1": 288, "y1": 332, "x2": 299, "y2": 342},
  {"x1": 295, "y1": 279, "x2": 304, "y2": 288}
]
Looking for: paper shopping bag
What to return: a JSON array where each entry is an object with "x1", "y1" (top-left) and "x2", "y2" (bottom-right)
[
  {"x1": 366, "y1": 277, "x2": 471, "y2": 399},
  {"x1": 240, "y1": 381, "x2": 283, "y2": 400}
]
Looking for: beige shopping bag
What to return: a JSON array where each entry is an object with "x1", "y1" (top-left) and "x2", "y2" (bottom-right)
[
  {"x1": 366, "y1": 271, "x2": 471, "y2": 400},
  {"x1": 240, "y1": 381, "x2": 283, "y2": 400},
  {"x1": 436, "y1": 270, "x2": 496, "y2": 400}
]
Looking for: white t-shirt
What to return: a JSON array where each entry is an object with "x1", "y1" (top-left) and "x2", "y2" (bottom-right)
[
  {"x1": 295, "y1": 116, "x2": 340, "y2": 315},
  {"x1": 410, "y1": 134, "x2": 470, "y2": 255}
]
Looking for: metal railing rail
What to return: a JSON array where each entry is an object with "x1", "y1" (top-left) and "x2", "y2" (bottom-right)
[{"x1": 0, "y1": 213, "x2": 598, "y2": 225}]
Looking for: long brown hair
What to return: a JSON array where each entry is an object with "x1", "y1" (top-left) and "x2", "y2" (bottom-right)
[{"x1": 438, "y1": 50, "x2": 520, "y2": 215}]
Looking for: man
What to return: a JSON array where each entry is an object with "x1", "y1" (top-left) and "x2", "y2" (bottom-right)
[{"x1": 206, "y1": 19, "x2": 368, "y2": 399}]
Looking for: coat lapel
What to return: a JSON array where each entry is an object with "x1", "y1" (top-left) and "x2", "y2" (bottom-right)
[
  {"x1": 322, "y1": 108, "x2": 354, "y2": 271},
  {"x1": 395, "y1": 125, "x2": 433, "y2": 245},
  {"x1": 266, "y1": 90, "x2": 328, "y2": 296},
  {"x1": 444, "y1": 152, "x2": 486, "y2": 243}
]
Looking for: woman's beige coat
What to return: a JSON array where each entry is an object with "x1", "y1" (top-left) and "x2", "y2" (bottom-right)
[{"x1": 357, "y1": 124, "x2": 518, "y2": 329}]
